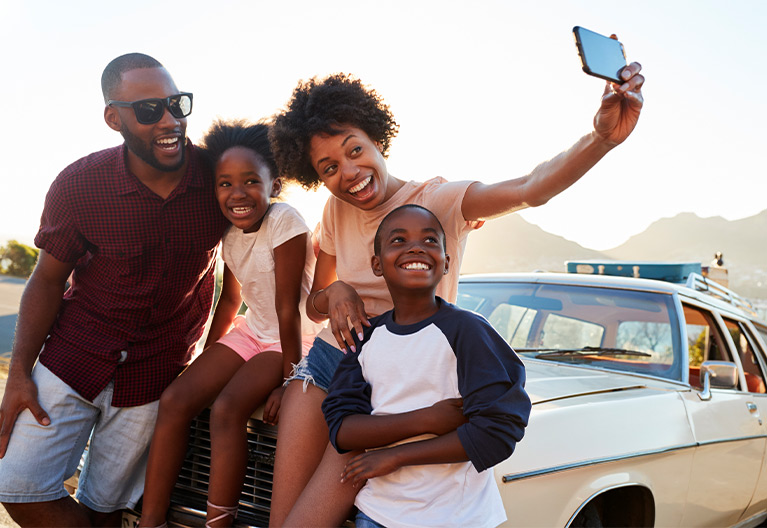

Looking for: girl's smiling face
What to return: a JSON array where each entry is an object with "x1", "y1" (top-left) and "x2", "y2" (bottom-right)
[
  {"x1": 309, "y1": 126, "x2": 399, "y2": 210},
  {"x1": 215, "y1": 146, "x2": 281, "y2": 233}
]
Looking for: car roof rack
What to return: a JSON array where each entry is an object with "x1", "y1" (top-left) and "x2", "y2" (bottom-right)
[
  {"x1": 566, "y1": 260, "x2": 757, "y2": 316},
  {"x1": 685, "y1": 272, "x2": 757, "y2": 316},
  {"x1": 566, "y1": 261, "x2": 701, "y2": 283}
]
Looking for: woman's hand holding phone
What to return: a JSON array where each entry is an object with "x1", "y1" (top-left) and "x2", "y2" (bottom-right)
[{"x1": 573, "y1": 27, "x2": 645, "y2": 146}]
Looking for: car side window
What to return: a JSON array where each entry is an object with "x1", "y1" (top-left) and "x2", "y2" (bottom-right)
[
  {"x1": 683, "y1": 304, "x2": 733, "y2": 389},
  {"x1": 723, "y1": 319, "x2": 767, "y2": 394},
  {"x1": 488, "y1": 304, "x2": 537, "y2": 348},
  {"x1": 755, "y1": 325, "x2": 767, "y2": 350}
]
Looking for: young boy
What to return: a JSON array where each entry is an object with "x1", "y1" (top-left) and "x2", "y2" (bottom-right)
[{"x1": 322, "y1": 204, "x2": 531, "y2": 528}]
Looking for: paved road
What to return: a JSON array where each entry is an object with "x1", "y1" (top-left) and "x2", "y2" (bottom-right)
[
  {"x1": 0, "y1": 371, "x2": 20, "y2": 527},
  {"x1": 0, "y1": 276, "x2": 24, "y2": 360},
  {"x1": 0, "y1": 278, "x2": 23, "y2": 527}
]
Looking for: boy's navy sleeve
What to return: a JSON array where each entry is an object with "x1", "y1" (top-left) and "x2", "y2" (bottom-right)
[
  {"x1": 321, "y1": 348, "x2": 373, "y2": 454},
  {"x1": 438, "y1": 308, "x2": 532, "y2": 473}
]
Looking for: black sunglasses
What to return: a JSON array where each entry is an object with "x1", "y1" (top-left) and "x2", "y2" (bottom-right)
[{"x1": 107, "y1": 92, "x2": 193, "y2": 124}]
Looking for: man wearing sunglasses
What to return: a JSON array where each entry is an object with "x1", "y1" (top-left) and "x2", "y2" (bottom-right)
[{"x1": 0, "y1": 53, "x2": 228, "y2": 527}]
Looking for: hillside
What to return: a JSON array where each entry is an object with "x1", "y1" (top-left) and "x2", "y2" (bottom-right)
[
  {"x1": 461, "y1": 214, "x2": 608, "y2": 274},
  {"x1": 462, "y1": 209, "x2": 767, "y2": 301},
  {"x1": 603, "y1": 210, "x2": 767, "y2": 299}
]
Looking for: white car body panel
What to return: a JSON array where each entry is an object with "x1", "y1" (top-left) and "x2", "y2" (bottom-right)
[{"x1": 161, "y1": 269, "x2": 767, "y2": 527}]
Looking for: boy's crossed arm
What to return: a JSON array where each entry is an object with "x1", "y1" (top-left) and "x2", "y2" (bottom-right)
[
  {"x1": 322, "y1": 311, "x2": 532, "y2": 486},
  {"x1": 341, "y1": 431, "x2": 468, "y2": 487},
  {"x1": 322, "y1": 356, "x2": 469, "y2": 486}
]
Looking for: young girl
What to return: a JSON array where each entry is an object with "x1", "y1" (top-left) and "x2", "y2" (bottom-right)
[
  {"x1": 268, "y1": 66, "x2": 644, "y2": 527},
  {"x1": 139, "y1": 120, "x2": 321, "y2": 528}
]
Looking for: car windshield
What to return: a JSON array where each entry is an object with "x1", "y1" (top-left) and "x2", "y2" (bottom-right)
[{"x1": 457, "y1": 280, "x2": 683, "y2": 382}]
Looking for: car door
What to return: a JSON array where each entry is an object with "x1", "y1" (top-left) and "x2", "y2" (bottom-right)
[
  {"x1": 729, "y1": 317, "x2": 767, "y2": 522},
  {"x1": 679, "y1": 303, "x2": 766, "y2": 527}
]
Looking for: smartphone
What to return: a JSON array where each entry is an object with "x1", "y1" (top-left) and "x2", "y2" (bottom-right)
[{"x1": 572, "y1": 26, "x2": 627, "y2": 84}]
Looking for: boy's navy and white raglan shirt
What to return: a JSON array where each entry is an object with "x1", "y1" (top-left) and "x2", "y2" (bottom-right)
[{"x1": 322, "y1": 299, "x2": 531, "y2": 528}]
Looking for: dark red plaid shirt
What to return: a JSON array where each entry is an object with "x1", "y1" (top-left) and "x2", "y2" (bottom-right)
[{"x1": 36, "y1": 142, "x2": 228, "y2": 406}]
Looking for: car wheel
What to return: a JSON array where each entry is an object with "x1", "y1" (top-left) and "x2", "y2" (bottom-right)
[{"x1": 570, "y1": 503, "x2": 603, "y2": 528}]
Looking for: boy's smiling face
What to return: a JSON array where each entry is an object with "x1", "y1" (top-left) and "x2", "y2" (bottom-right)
[
  {"x1": 309, "y1": 126, "x2": 397, "y2": 210},
  {"x1": 372, "y1": 206, "x2": 449, "y2": 294}
]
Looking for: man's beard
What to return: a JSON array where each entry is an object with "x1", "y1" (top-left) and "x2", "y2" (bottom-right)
[{"x1": 121, "y1": 126, "x2": 186, "y2": 173}]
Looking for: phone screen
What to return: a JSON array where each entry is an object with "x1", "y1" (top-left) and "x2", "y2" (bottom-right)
[{"x1": 573, "y1": 26, "x2": 627, "y2": 84}]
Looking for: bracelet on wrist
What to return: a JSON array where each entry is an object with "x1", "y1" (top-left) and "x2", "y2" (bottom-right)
[{"x1": 311, "y1": 289, "x2": 328, "y2": 316}]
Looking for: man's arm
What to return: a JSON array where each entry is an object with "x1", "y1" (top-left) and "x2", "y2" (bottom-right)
[
  {"x1": 461, "y1": 62, "x2": 644, "y2": 221},
  {"x1": 0, "y1": 250, "x2": 74, "y2": 457}
]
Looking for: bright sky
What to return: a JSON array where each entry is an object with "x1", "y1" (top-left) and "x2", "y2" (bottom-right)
[{"x1": 1, "y1": 0, "x2": 765, "y2": 251}]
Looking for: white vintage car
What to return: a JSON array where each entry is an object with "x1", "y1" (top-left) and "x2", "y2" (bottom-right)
[{"x1": 164, "y1": 263, "x2": 767, "y2": 527}]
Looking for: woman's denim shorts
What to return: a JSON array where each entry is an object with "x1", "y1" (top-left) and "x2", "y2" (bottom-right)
[{"x1": 286, "y1": 336, "x2": 346, "y2": 392}]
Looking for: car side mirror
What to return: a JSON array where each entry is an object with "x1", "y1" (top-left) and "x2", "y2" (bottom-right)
[{"x1": 697, "y1": 360, "x2": 739, "y2": 400}]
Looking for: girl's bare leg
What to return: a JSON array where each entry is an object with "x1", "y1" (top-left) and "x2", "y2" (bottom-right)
[
  {"x1": 269, "y1": 382, "x2": 334, "y2": 527},
  {"x1": 206, "y1": 351, "x2": 283, "y2": 527},
  {"x1": 140, "y1": 345, "x2": 244, "y2": 527}
]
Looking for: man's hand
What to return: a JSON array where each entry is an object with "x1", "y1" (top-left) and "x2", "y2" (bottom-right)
[
  {"x1": 593, "y1": 50, "x2": 645, "y2": 146},
  {"x1": 0, "y1": 374, "x2": 50, "y2": 458},
  {"x1": 324, "y1": 281, "x2": 371, "y2": 353}
]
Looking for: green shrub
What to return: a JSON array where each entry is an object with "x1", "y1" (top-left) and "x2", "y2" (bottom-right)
[{"x1": 0, "y1": 240, "x2": 39, "y2": 278}]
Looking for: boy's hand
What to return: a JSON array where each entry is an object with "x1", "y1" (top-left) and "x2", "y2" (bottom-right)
[
  {"x1": 425, "y1": 398, "x2": 468, "y2": 435},
  {"x1": 341, "y1": 449, "x2": 401, "y2": 487},
  {"x1": 262, "y1": 386, "x2": 286, "y2": 426},
  {"x1": 325, "y1": 281, "x2": 371, "y2": 353}
]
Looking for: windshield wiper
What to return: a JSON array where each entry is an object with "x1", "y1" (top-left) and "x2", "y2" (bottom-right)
[{"x1": 515, "y1": 346, "x2": 652, "y2": 359}]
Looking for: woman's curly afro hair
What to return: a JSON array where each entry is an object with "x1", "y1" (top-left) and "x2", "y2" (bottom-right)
[{"x1": 270, "y1": 73, "x2": 399, "y2": 189}]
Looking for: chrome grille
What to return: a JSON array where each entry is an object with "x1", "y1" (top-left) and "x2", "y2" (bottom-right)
[{"x1": 171, "y1": 409, "x2": 277, "y2": 527}]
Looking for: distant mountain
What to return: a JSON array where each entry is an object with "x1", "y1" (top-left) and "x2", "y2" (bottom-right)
[
  {"x1": 461, "y1": 214, "x2": 609, "y2": 274},
  {"x1": 603, "y1": 210, "x2": 767, "y2": 299},
  {"x1": 461, "y1": 209, "x2": 767, "y2": 300}
]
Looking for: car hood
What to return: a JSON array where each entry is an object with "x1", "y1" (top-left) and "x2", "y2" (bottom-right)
[{"x1": 523, "y1": 359, "x2": 679, "y2": 405}]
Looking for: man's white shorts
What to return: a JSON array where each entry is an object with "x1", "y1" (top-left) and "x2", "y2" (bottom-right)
[{"x1": 0, "y1": 363, "x2": 159, "y2": 512}]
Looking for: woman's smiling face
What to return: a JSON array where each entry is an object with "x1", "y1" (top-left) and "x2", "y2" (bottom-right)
[{"x1": 309, "y1": 126, "x2": 396, "y2": 210}]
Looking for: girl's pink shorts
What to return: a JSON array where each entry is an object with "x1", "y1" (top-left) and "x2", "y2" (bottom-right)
[{"x1": 217, "y1": 315, "x2": 316, "y2": 361}]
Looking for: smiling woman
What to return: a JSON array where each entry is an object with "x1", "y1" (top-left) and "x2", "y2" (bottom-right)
[{"x1": 265, "y1": 61, "x2": 645, "y2": 526}]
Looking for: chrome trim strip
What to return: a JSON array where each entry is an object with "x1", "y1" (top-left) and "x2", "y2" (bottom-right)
[
  {"x1": 698, "y1": 435, "x2": 767, "y2": 447},
  {"x1": 503, "y1": 443, "x2": 697, "y2": 483},
  {"x1": 503, "y1": 435, "x2": 767, "y2": 483},
  {"x1": 531, "y1": 384, "x2": 648, "y2": 405}
]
